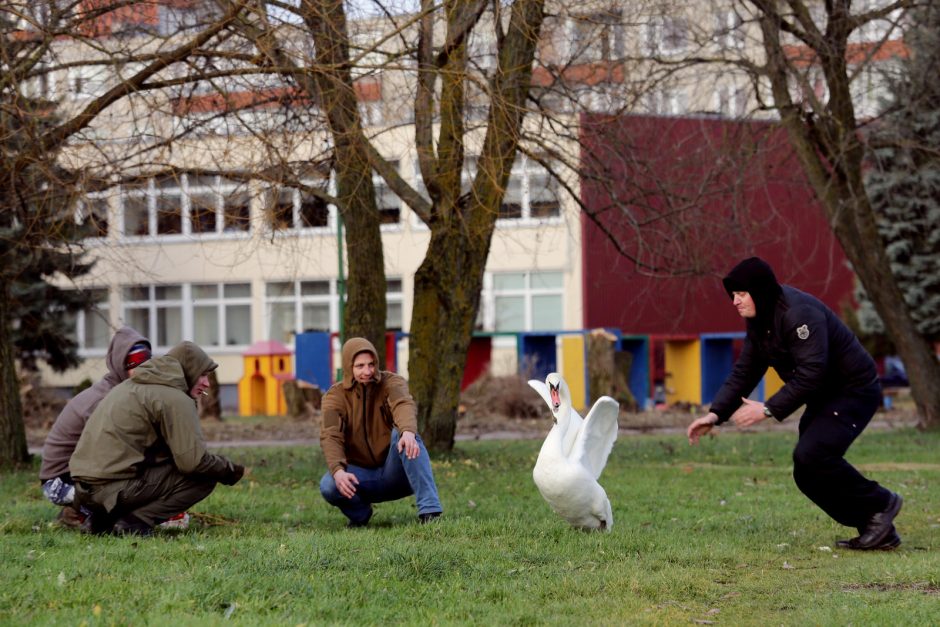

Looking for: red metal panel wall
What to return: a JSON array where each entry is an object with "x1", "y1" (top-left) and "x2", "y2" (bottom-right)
[{"x1": 580, "y1": 114, "x2": 855, "y2": 334}]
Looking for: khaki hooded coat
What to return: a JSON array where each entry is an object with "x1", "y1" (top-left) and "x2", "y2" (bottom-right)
[{"x1": 69, "y1": 341, "x2": 239, "y2": 509}]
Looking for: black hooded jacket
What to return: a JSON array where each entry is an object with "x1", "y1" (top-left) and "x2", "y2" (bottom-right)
[{"x1": 710, "y1": 257, "x2": 879, "y2": 423}]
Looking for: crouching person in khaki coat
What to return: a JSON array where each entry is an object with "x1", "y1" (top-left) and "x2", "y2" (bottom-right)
[{"x1": 70, "y1": 341, "x2": 244, "y2": 536}]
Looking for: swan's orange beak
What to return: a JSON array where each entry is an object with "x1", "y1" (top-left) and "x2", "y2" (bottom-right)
[{"x1": 550, "y1": 384, "x2": 560, "y2": 410}]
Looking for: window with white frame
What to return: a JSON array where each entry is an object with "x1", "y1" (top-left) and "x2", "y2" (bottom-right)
[
  {"x1": 375, "y1": 160, "x2": 402, "y2": 225},
  {"x1": 154, "y1": 175, "x2": 184, "y2": 235},
  {"x1": 121, "y1": 175, "x2": 254, "y2": 238},
  {"x1": 70, "y1": 288, "x2": 110, "y2": 352},
  {"x1": 122, "y1": 284, "x2": 184, "y2": 349},
  {"x1": 645, "y1": 87, "x2": 687, "y2": 115},
  {"x1": 453, "y1": 156, "x2": 561, "y2": 222},
  {"x1": 186, "y1": 175, "x2": 220, "y2": 234},
  {"x1": 569, "y1": 10, "x2": 623, "y2": 64},
  {"x1": 386, "y1": 278, "x2": 403, "y2": 330},
  {"x1": 120, "y1": 177, "x2": 184, "y2": 237},
  {"x1": 192, "y1": 283, "x2": 252, "y2": 348},
  {"x1": 483, "y1": 271, "x2": 564, "y2": 332},
  {"x1": 122, "y1": 283, "x2": 252, "y2": 350},
  {"x1": 157, "y1": 3, "x2": 204, "y2": 35},
  {"x1": 68, "y1": 64, "x2": 109, "y2": 100},
  {"x1": 265, "y1": 278, "x2": 403, "y2": 341},
  {"x1": 715, "y1": 83, "x2": 749, "y2": 117},
  {"x1": 267, "y1": 183, "x2": 331, "y2": 231},
  {"x1": 851, "y1": 0, "x2": 901, "y2": 43},
  {"x1": 122, "y1": 181, "x2": 151, "y2": 237},
  {"x1": 713, "y1": 9, "x2": 746, "y2": 50},
  {"x1": 221, "y1": 179, "x2": 253, "y2": 232},
  {"x1": 265, "y1": 280, "x2": 334, "y2": 344},
  {"x1": 77, "y1": 194, "x2": 110, "y2": 238},
  {"x1": 644, "y1": 15, "x2": 688, "y2": 56}
]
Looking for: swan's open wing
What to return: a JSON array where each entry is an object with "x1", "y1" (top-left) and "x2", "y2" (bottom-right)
[
  {"x1": 527, "y1": 379, "x2": 552, "y2": 412},
  {"x1": 571, "y1": 396, "x2": 619, "y2": 479}
]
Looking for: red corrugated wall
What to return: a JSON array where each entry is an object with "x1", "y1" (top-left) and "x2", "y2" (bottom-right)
[{"x1": 580, "y1": 113, "x2": 855, "y2": 334}]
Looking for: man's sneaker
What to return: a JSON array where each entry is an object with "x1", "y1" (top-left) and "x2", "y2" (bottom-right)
[
  {"x1": 418, "y1": 512, "x2": 442, "y2": 524},
  {"x1": 157, "y1": 512, "x2": 191, "y2": 531}
]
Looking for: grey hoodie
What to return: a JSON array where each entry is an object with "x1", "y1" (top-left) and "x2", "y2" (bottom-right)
[{"x1": 39, "y1": 326, "x2": 150, "y2": 481}]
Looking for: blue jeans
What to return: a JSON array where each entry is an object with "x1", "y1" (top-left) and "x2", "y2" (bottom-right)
[{"x1": 319, "y1": 429, "x2": 443, "y2": 524}]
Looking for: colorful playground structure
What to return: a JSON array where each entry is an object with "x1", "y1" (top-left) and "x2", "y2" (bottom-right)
[{"x1": 239, "y1": 329, "x2": 785, "y2": 415}]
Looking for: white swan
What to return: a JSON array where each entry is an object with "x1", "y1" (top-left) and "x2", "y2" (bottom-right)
[{"x1": 529, "y1": 372, "x2": 620, "y2": 531}]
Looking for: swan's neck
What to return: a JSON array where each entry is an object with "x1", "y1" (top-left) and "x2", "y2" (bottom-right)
[{"x1": 546, "y1": 409, "x2": 572, "y2": 453}]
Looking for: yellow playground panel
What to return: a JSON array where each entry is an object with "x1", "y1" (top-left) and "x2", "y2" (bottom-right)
[
  {"x1": 663, "y1": 336, "x2": 701, "y2": 405},
  {"x1": 765, "y1": 366, "x2": 784, "y2": 398},
  {"x1": 560, "y1": 334, "x2": 587, "y2": 412}
]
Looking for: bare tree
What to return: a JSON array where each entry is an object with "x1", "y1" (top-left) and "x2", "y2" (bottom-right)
[
  {"x1": 239, "y1": 0, "x2": 547, "y2": 450},
  {"x1": 737, "y1": 0, "x2": 940, "y2": 428},
  {"x1": 0, "y1": 0, "x2": 251, "y2": 466}
]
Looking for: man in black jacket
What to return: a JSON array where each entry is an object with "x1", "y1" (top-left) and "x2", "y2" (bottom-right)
[{"x1": 687, "y1": 257, "x2": 903, "y2": 550}]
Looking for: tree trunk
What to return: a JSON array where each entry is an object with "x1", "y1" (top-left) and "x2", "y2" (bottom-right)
[
  {"x1": 408, "y1": 218, "x2": 492, "y2": 451},
  {"x1": 755, "y1": 6, "x2": 940, "y2": 429},
  {"x1": 822, "y1": 179, "x2": 940, "y2": 429},
  {"x1": 303, "y1": 0, "x2": 387, "y2": 366},
  {"x1": 0, "y1": 278, "x2": 30, "y2": 468}
]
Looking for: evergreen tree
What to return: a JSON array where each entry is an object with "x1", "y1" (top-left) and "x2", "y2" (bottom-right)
[
  {"x1": 858, "y1": 3, "x2": 940, "y2": 346},
  {"x1": 0, "y1": 95, "x2": 95, "y2": 466}
]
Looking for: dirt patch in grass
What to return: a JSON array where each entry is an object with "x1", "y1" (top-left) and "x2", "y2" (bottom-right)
[{"x1": 843, "y1": 582, "x2": 940, "y2": 596}]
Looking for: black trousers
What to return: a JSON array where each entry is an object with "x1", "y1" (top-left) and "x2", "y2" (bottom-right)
[
  {"x1": 77, "y1": 463, "x2": 217, "y2": 528},
  {"x1": 792, "y1": 383, "x2": 891, "y2": 530}
]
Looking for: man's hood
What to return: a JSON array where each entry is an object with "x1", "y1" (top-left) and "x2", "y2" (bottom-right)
[
  {"x1": 105, "y1": 326, "x2": 150, "y2": 385},
  {"x1": 341, "y1": 337, "x2": 382, "y2": 389},
  {"x1": 721, "y1": 256, "x2": 783, "y2": 321},
  {"x1": 132, "y1": 341, "x2": 217, "y2": 393},
  {"x1": 166, "y1": 341, "x2": 218, "y2": 390}
]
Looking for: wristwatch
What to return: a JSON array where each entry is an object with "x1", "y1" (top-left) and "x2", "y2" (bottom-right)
[{"x1": 762, "y1": 405, "x2": 774, "y2": 419}]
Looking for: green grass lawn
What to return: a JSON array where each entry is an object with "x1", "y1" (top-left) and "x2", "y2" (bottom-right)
[{"x1": 2, "y1": 428, "x2": 938, "y2": 625}]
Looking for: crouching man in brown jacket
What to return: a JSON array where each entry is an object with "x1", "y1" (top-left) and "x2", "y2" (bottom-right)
[
  {"x1": 319, "y1": 337, "x2": 443, "y2": 527},
  {"x1": 70, "y1": 341, "x2": 244, "y2": 536}
]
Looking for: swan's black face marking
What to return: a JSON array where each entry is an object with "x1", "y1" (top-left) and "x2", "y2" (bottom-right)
[{"x1": 549, "y1": 382, "x2": 561, "y2": 411}]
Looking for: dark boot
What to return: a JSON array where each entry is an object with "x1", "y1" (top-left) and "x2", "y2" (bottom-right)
[
  {"x1": 837, "y1": 525, "x2": 902, "y2": 551},
  {"x1": 852, "y1": 492, "x2": 903, "y2": 549},
  {"x1": 112, "y1": 514, "x2": 154, "y2": 538},
  {"x1": 56, "y1": 506, "x2": 86, "y2": 529}
]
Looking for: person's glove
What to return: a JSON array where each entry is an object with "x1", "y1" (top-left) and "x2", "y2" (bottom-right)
[{"x1": 220, "y1": 463, "x2": 245, "y2": 486}]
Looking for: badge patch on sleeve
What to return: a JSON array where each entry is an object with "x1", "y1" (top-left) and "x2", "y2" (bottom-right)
[{"x1": 796, "y1": 324, "x2": 810, "y2": 340}]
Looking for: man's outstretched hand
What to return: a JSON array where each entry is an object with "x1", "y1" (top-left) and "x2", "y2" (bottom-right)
[{"x1": 687, "y1": 413, "x2": 719, "y2": 445}]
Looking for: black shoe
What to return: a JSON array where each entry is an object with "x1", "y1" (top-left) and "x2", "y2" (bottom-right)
[
  {"x1": 837, "y1": 526, "x2": 902, "y2": 551},
  {"x1": 112, "y1": 514, "x2": 154, "y2": 538},
  {"x1": 79, "y1": 512, "x2": 116, "y2": 536},
  {"x1": 418, "y1": 512, "x2": 442, "y2": 524},
  {"x1": 854, "y1": 492, "x2": 903, "y2": 549},
  {"x1": 346, "y1": 508, "x2": 373, "y2": 529}
]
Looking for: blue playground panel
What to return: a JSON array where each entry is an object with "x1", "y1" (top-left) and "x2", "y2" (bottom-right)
[
  {"x1": 295, "y1": 331, "x2": 332, "y2": 389},
  {"x1": 618, "y1": 334, "x2": 651, "y2": 409},
  {"x1": 518, "y1": 332, "x2": 559, "y2": 381},
  {"x1": 700, "y1": 332, "x2": 764, "y2": 403}
]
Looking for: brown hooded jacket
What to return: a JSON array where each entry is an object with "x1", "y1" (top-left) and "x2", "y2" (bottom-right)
[{"x1": 320, "y1": 337, "x2": 418, "y2": 474}]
